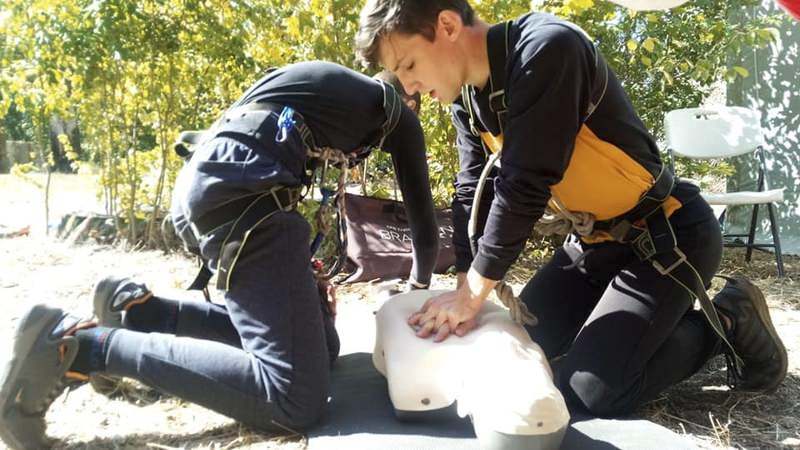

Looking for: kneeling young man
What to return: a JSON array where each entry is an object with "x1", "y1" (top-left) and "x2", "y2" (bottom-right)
[
  {"x1": 356, "y1": 0, "x2": 787, "y2": 416},
  {"x1": 0, "y1": 62, "x2": 439, "y2": 449}
]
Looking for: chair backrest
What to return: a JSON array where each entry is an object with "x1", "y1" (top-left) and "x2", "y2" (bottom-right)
[{"x1": 664, "y1": 106, "x2": 765, "y2": 159}]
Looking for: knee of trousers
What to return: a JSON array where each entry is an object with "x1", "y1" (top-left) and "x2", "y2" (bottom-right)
[
  {"x1": 277, "y1": 386, "x2": 329, "y2": 431},
  {"x1": 557, "y1": 365, "x2": 640, "y2": 417},
  {"x1": 264, "y1": 361, "x2": 331, "y2": 431},
  {"x1": 241, "y1": 372, "x2": 328, "y2": 432}
]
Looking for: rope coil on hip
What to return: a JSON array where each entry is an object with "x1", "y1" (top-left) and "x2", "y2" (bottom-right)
[{"x1": 535, "y1": 196, "x2": 596, "y2": 237}]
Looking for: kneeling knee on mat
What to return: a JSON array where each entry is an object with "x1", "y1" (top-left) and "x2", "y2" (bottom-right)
[{"x1": 559, "y1": 369, "x2": 637, "y2": 417}]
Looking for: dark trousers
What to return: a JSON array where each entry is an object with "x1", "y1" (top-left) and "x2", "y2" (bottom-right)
[
  {"x1": 520, "y1": 196, "x2": 723, "y2": 416},
  {"x1": 104, "y1": 136, "x2": 336, "y2": 432}
]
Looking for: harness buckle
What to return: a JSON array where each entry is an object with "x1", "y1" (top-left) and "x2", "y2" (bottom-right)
[
  {"x1": 270, "y1": 187, "x2": 298, "y2": 212},
  {"x1": 488, "y1": 89, "x2": 507, "y2": 113},
  {"x1": 631, "y1": 228, "x2": 657, "y2": 261},
  {"x1": 652, "y1": 247, "x2": 687, "y2": 275}
]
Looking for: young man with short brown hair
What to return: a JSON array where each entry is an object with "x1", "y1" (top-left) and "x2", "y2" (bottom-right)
[{"x1": 356, "y1": 0, "x2": 787, "y2": 416}]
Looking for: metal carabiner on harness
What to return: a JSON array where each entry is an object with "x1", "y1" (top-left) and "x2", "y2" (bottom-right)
[
  {"x1": 309, "y1": 187, "x2": 336, "y2": 257},
  {"x1": 275, "y1": 106, "x2": 296, "y2": 143}
]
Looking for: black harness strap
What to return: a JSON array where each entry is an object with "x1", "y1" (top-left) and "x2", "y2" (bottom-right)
[
  {"x1": 215, "y1": 187, "x2": 301, "y2": 290},
  {"x1": 465, "y1": 21, "x2": 610, "y2": 147},
  {"x1": 457, "y1": 21, "x2": 511, "y2": 157},
  {"x1": 184, "y1": 186, "x2": 302, "y2": 293},
  {"x1": 193, "y1": 188, "x2": 301, "y2": 237},
  {"x1": 624, "y1": 206, "x2": 742, "y2": 371},
  {"x1": 487, "y1": 21, "x2": 512, "y2": 131}
]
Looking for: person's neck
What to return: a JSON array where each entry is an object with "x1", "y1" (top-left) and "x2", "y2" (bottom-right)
[{"x1": 462, "y1": 20, "x2": 491, "y2": 90}]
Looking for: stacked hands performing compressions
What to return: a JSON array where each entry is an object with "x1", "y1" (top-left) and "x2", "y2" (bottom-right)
[{"x1": 407, "y1": 270, "x2": 495, "y2": 342}]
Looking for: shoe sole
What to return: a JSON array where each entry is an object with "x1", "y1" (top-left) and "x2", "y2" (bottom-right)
[
  {"x1": 0, "y1": 305, "x2": 74, "y2": 449},
  {"x1": 725, "y1": 276, "x2": 788, "y2": 393}
]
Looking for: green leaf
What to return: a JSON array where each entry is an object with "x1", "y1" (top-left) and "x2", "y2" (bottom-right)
[
  {"x1": 642, "y1": 38, "x2": 656, "y2": 53},
  {"x1": 733, "y1": 66, "x2": 749, "y2": 78},
  {"x1": 641, "y1": 56, "x2": 652, "y2": 67}
]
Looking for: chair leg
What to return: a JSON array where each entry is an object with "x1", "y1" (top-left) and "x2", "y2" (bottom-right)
[
  {"x1": 766, "y1": 202, "x2": 785, "y2": 277},
  {"x1": 746, "y1": 203, "x2": 760, "y2": 262}
]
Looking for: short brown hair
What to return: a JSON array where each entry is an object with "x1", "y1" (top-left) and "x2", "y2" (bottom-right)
[{"x1": 355, "y1": 0, "x2": 475, "y2": 69}]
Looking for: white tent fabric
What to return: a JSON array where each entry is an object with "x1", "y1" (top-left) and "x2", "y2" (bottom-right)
[{"x1": 605, "y1": 0, "x2": 690, "y2": 10}]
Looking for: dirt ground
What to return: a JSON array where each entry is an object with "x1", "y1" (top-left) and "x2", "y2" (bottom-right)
[{"x1": 1, "y1": 174, "x2": 798, "y2": 449}]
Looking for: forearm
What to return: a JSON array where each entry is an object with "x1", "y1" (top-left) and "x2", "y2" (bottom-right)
[
  {"x1": 386, "y1": 107, "x2": 439, "y2": 285},
  {"x1": 461, "y1": 267, "x2": 498, "y2": 307},
  {"x1": 456, "y1": 272, "x2": 467, "y2": 289}
]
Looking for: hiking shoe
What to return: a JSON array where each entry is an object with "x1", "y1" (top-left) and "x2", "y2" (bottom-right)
[
  {"x1": 89, "y1": 275, "x2": 152, "y2": 395},
  {"x1": 92, "y1": 275, "x2": 153, "y2": 329},
  {"x1": 0, "y1": 304, "x2": 91, "y2": 449},
  {"x1": 713, "y1": 276, "x2": 788, "y2": 392}
]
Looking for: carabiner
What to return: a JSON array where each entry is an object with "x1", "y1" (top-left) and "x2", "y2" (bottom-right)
[{"x1": 275, "y1": 106, "x2": 296, "y2": 143}]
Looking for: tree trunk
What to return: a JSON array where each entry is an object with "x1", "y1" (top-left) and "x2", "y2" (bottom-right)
[
  {"x1": 44, "y1": 169, "x2": 51, "y2": 236},
  {"x1": 147, "y1": 134, "x2": 168, "y2": 247}
]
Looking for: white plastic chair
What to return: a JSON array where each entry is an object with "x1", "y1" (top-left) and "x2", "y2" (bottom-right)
[{"x1": 665, "y1": 106, "x2": 785, "y2": 277}]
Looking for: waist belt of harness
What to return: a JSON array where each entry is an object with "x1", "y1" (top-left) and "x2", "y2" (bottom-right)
[
  {"x1": 193, "y1": 187, "x2": 302, "y2": 237},
  {"x1": 215, "y1": 102, "x2": 316, "y2": 181},
  {"x1": 216, "y1": 102, "x2": 316, "y2": 152},
  {"x1": 592, "y1": 166, "x2": 675, "y2": 241}
]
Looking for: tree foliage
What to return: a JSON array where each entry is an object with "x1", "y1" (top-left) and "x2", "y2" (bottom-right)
[{"x1": 0, "y1": 0, "x2": 784, "y2": 246}]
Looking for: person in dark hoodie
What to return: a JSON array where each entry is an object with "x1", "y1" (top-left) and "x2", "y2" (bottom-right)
[
  {"x1": 355, "y1": 0, "x2": 787, "y2": 417},
  {"x1": 0, "y1": 62, "x2": 438, "y2": 449}
]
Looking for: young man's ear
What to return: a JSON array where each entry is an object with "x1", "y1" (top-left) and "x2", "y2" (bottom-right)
[
  {"x1": 405, "y1": 98, "x2": 419, "y2": 115},
  {"x1": 436, "y1": 9, "x2": 464, "y2": 43}
]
